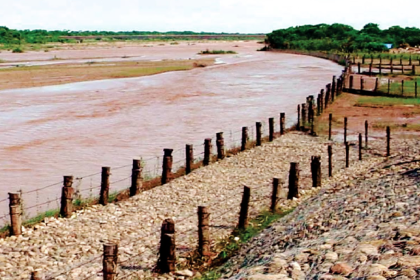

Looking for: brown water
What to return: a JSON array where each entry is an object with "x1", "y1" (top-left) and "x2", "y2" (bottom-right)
[{"x1": 0, "y1": 45, "x2": 342, "y2": 223}]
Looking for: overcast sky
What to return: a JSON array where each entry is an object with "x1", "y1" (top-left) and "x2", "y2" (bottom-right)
[{"x1": 3, "y1": 0, "x2": 420, "y2": 33}]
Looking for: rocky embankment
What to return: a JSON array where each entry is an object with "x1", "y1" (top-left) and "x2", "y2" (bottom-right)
[
  {"x1": 219, "y1": 137, "x2": 420, "y2": 280},
  {"x1": 0, "y1": 132, "x2": 394, "y2": 279}
]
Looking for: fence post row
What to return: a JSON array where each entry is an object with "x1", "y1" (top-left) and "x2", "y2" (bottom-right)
[
  {"x1": 185, "y1": 144, "x2": 194, "y2": 175},
  {"x1": 197, "y1": 206, "x2": 210, "y2": 256},
  {"x1": 349, "y1": 75, "x2": 354, "y2": 91},
  {"x1": 9, "y1": 192, "x2": 22, "y2": 236},
  {"x1": 161, "y1": 149, "x2": 173, "y2": 185},
  {"x1": 238, "y1": 186, "x2": 251, "y2": 230},
  {"x1": 99, "y1": 167, "x2": 111, "y2": 206},
  {"x1": 256, "y1": 122, "x2": 262, "y2": 146},
  {"x1": 365, "y1": 120, "x2": 368, "y2": 149},
  {"x1": 241, "y1": 126, "x2": 248, "y2": 151},
  {"x1": 288, "y1": 162, "x2": 299, "y2": 199},
  {"x1": 216, "y1": 132, "x2": 225, "y2": 160},
  {"x1": 328, "y1": 145, "x2": 333, "y2": 177},
  {"x1": 269, "y1": 117, "x2": 274, "y2": 141},
  {"x1": 310, "y1": 156, "x2": 321, "y2": 188},
  {"x1": 386, "y1": 126, "x2": 391, "y2": 157},
  {"x1": 271, "y1": 178, "x2": 280, "y2": 212},
  {"x1": 344, "y1": 117, "x2": 348, "y2": 144},
  {"x1": 130, "y1": 159, "x2": 142, "y2": 197},
  {"x1": 158, "y1": 218, "x2": 176, "y2": 272},
  {"x1": 328, "y1": 113, "x2": 332, "y2": 141},
  {"x1": 331, "y1": 76, "x2": 336, "y2": 101},
  {"x1": 345, "y1": 142, "x2": 350, "y2": 168},
  {"x1": 280, "y1": 113, "x2": 285, "y2": 135},
  {"x1": 325, "y1": 84, "x2": 331, "y2": 107},
  {"x1": 60, "y1": 175, "x2": 74, "y2": 218},
  {"x1": 301, "y1": 103, "x2": 306, "y2": 129},
  {"x1": 103, "y1": 244, "x2": 118, "y2": 280},
  {"x1": 203, "y1": 138, "x2": 212, "y2": 166}
]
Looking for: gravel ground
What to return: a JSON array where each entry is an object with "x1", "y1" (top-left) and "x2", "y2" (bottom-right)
[
  {"x1": 218, "y1": 137, "x2": 420, "y2": 280},
  {"x1": 0, "y1": 132, "x2": 392, "y2": 280}
]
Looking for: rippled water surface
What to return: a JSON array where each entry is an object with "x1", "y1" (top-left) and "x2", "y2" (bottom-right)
[{"x1": 0, "y1": 43, "x2": 342, "y2": 220}]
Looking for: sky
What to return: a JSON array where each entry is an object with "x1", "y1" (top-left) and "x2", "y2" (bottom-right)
[{"x1": 2, "y1": 0, "x2": 420, "y2": 33}]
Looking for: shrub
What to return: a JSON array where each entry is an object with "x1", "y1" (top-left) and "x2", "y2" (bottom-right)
[{"x1": 12, "y1": 47, "x2": 23, "y2": 53}]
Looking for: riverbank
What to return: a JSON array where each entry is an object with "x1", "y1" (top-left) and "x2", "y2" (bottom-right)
[
  {"x1": 0, "y1": 130, "x2": 387, "y2": 280},
  {"x1": 217, "y1": 136, "x2": 420, "y2": 280}
]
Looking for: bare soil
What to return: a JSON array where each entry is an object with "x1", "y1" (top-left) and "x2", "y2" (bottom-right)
[{"x1": 314, "y1": 92, "x2": 420, "y2": 140}]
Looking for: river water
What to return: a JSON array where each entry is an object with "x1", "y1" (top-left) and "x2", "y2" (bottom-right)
[{"x1": 0, "y1": 44, "x2": 342, "y2": 223}]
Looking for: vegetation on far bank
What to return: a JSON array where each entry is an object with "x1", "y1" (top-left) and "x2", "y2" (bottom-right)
[
  {"x1": 266, "y1": 23, "x2": 420, "y2": 52},
  {"x1": 198, "y1": 49, "x2": 237, "y2": 55}
]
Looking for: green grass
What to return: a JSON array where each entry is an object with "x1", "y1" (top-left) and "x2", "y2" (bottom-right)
[
  {"x1": 377, "y1": 78, "x2": 419, "y2": 97},
  {"x1": 23, "y1": 208, "x2": 59, "y2": 227},
  {"x1": 199, "y1": 49, "x2": 237, "y2": 55},
  {"x1": 356, "y1": 96, "x2": 420, "y2": 106},
  {"x1": 192, "y1": 209, "x2": 294, "y2": 280}
]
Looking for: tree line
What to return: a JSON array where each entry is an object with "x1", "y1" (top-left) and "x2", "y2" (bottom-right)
[
  {"x1": 0, "y1": 26, "x2": 262, "y2": 45},
  {"x1": 266, "y1": 23, "x2": 420, "y2": 52}
]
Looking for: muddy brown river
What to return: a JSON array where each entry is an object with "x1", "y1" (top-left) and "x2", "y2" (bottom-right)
[{"x1": 0, "y1": 42, "x2": 342, "y2": 223}]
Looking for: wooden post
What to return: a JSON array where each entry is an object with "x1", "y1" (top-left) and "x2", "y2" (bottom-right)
[
  {"x1": 349, "y1": 75, "x2": 354, "y2": 91},
  {"x1": 391, "y1": 64, "x2": 394, "y2": 74},
  {"x1": 317, "y1": 94, "x2": 321, "y2": 116},
  {"x1": 360, "y1": 77, "x2": 364, "y2": 92},
  {"x1": 412, "y1": 65, "x2": 416, "y2": 75},
  {"x1": 216, "y1": 132, "x2": 225, "y2": 160},
  {"x1": 238, "y1": 186, "x2": 251, "y2": 230},
  {"x1": 103, "y1": 244, "x2": 118, "y2": 280},
  {"x1": 390, "y1": 57, "x2": 393, "y2": 66},
  {"x1": 358, "y1": 133, "x2": 362, "y2": 160},
  {"x1": 241, "y1": 127, "x2": 248, "y2": 151},
  {"x1": 269, "y1": 117, "x2": 274, "y2": 141},
  {"x1": 386, "y1": 126, "x2": 391, "y2": 157},
  {"x1": 301, "y1": 103, "x2": 306, "y2": 128},
  {"x1": 325, "y1": 84, "x2": 331, "y2": 106},
  {"x1": 365, "y1": 120, "x2": 368, "y2": 148},
  {"x1": 256, "y1": 122, "x2": 262, "y2": 146},
  {"x1": 415, "y1": 81, "x2": 418, "y2": 98},
  {"x1": 203, "y1": 138, "x2": 212, "y2": 166},
  {"x1": 362, "y1": 55, "x2": 365, "y2": 64},
  {"x1": 328, "y1": 113, "x2": 332, "y2": 141},
  {"x1": 400, "y1": 57, "x2": 403, "y2": 65},
  {"x1": 8, "y1": 192, "x2": 22, "y2": 236},
  {"x1": 374, "y1": 78, "x2": 379, "y2": 92},
  {"x1": 288, "y1": 163, "x2": 299, "y2": 199},
  {"x1": 60, "y1": 175, "x2": 74, "y2": 218},
  {"x1": 311, "y1": 156, "x2": 321, "y2": 188},
  {"x1": 130, "y1": 160, "x2": 142, "y2": 197},
  {"x1": 297, "y1": 104, "x2": 300, "y2": 131},
  {"x1": 402, "y1": 65, "x2": 405, "y2": 75},
  {"x1": 358, "y1": 62, "x2": 361, "y2": 74},
  {"x1": 379, "y1": 63, "x2": 382, "y2": 74},
  {"x1": 271, "y1": 178, "x2": 280, "y2": 212},
  {"x1": 345, "y1": 142, "x2": 350, "y2": 168},
  {"x1": 344, "y1": 117, "x2": 348, "y2": 144},
  {"x1": 328, "y1": 145, "x2": 333, "y2": 177},
  {"x1": 402, "y1": 80, "x2": 404, "y2": 96},
  {"x1": 185, "y1": 144, "x2": 193, "y2": 174},
  {"x1": 320, "y1": 89, "x2": 324, "y2": 112},
  {"x1": 369, "y1": 63, "x2": 372, "y2": 76},
  {"x1": 99, "y1": 167, "x2": 111, "y2": 206},
  {"x1": 388, "y1": 79, "x2": 391, "y2": 95},
  {"x1": 198, "y1": 206, "x2": 210, "y2": 256},
  {"x1": 158, "y1": 219, "x2": 176, "y2": 273},
  {"x1": 280, "y1": 113, "x2": 285, "y2": 135},
  {"x1": 161, "y1": 149, "x2": 173, "y2": 185},
  {"x1": 30, "y1": 271, "x2": 41, "y2": 280},
  {"x1": 331, "y1": 76, "x2": 336, "y2": 101}
]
